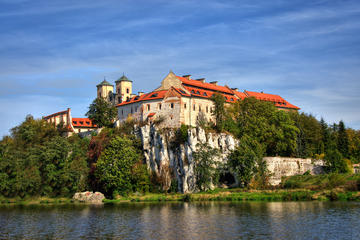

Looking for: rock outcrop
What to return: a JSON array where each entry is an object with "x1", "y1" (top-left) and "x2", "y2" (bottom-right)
[
  {"x1": 73, "y1": 191, "x2": 105, "y2": 203},
  {"x1": 138, "y1": 125, "x2": 237, "y2": 193},
  {"x1": 137, "y1": 124, "x2": 325, "y2": 192}
]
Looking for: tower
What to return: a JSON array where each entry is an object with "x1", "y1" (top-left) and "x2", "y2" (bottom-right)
[
  {"x1": 115, "y1": 74, "x2": 132, "y2": 103},
  {"x1": 96, "y1": 78, "x2": 114, "y2": 102}
]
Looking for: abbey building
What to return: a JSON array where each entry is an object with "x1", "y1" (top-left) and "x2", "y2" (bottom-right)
[{"x1": 96, "y1": 71, "x2": 300, "y2": 128}]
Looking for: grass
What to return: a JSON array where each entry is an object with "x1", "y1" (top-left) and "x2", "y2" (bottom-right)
[{"x1": 2, "y1": 174, "x2": 360, "y2": 205}]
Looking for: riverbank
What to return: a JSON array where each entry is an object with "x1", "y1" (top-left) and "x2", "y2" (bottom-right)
[{"x1": 1, "y1": 189, "x2": 360, "y2": 205}]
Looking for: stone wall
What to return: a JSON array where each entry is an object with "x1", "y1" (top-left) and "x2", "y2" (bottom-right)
[{"x1": 264, "y1": 157, "x2": 324, "y2": 185}]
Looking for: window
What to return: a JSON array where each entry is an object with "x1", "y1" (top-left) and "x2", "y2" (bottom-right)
[
  {"x1": 78, "y1": 129, "x2": 80, "y2": 133},
  {"x1": 199, "y1": 105, "x2": 202, "y2": 112},
  {"x1": 80, "y1": 121, "x2": 84, "y2": 125},
  {"x1": 151, "y1": 93, "x2": 158, "y2": 98},
  {"x1": 121, "y1": 109, "x2": 124, "y2": 115},
  {"x1": 147, "y1": 104, "x2": 150, "y2": 111},
  {"x1": 73, "y1": 121, "x2": 77, "y2": 124},
  {"x1": 184, "y1": 103, "x2": 187, "y2": 109},
  {"x1": 135, "y1": 107, "x2": 138, "y2": 112},
  {"x1": 171, "y1": 103, "x2": 174, "y2": 109},
  {"x1": 191, "y1": 90, "x2": 195, "y2": 94},
  {"x1": 158, "y1": 103, "x2": 162, "y2": 110},
  {"x1": 196, "y1": 91, "x2": 200, "y2": 95},
  {"x1": 193, "y1": 104, "x2": 196, "y2": 111},
  {"x1": 203, "y1": 92, "x2": 208, "y2": 96},
  {"x1": 126, "y1": 88, "x2": 129, "y2": 94},
  {"x1": 224, "y1": 96, "x2": 228, "y2": 100},
  {"x1": 86, "y1": 121, "x2": 90, "y2": 125},
  {"x1": 206, "y1": 106, "x2": 209, "y2": 113}
]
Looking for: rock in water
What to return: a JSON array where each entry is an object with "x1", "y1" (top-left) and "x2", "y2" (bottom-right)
[{"x1": 73, "y1": 191, "x2": 105, "y2": 204}]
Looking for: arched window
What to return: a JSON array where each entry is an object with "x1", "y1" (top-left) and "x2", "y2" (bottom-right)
[
  {"x1": 126, "y1": 88, "x2": 130, "y2": 94},
  {"x1": 171, "y1": 103, "x2": 174, "y2": 109}
]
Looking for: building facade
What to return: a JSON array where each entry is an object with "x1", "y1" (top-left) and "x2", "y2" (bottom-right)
[
  {"x1": 112, "y1": 71, "x2": 300, "y2": 128},
  {"x1": 43, "y1": 108, "x2": 97, "y2": 135}
]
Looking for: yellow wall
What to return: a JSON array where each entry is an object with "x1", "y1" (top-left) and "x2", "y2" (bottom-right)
[
  {"x1": 116, "y1": 81, "x2": 132, "y2": 102},
  {"x1": 97, "y1": 85, "x2": 114, "y2": 100}
]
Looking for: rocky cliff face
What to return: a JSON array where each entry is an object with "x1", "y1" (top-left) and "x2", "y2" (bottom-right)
[
  {"x1": 137, "y1": 125, "x2": 237, "y2": 193},
  {"x1": 137, "y1": 125, "x2": 324, "y2": 192}
]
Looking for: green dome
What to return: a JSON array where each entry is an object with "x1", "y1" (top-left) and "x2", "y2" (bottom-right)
[
  {"x1": 96, "y1": 79, "x2": 113, "y2": 87},
  {"x1": 115, "y1": 74, "x2": 132, "y2": 83}
]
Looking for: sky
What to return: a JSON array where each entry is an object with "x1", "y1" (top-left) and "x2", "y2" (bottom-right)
[{"x1": 0, "y1": 0, "x2": 359, "y2": 136}]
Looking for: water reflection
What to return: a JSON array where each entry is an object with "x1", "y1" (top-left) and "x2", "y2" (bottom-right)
[{"x1": 0, "y1": 202, "x2": 359, "y2": 239}]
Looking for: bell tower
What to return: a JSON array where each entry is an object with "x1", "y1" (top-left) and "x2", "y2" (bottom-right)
[
  {"x1": 115, "y1": 74, "x2": 132, "y2": 103},
  {"x1": 96, "y1": 78, "x2": 114, "y2": 102}
]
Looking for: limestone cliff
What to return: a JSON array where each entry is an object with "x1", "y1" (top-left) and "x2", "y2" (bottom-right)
[
  {"x1": 137, "y1": 124, "x2": 324, "y2": 193},
  {"x1": 137, "y1": 125, "x2": 237, "y2": 193}
]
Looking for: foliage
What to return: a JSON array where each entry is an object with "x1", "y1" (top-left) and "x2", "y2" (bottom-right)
[
  {"x1": 324, "y1": 148, "x2": 352, "y2": 174},
  {"x1": 228, "y1": 135, "x2": 264, "y2": 187},
  {"x1": 337, "y1": 120, "x2": 349, "y2": 158},
  {"x1": 86, "y1": 97, "x2": 117, "y2": 128},
  {"x1": 225, "y1": 97, "x2": 299, "y2": 157},
  {"x1": 192, "y1": 142, "x2": 221, "y2": 191},
  {"x1": 0, "y1": 117, "x2": 89, "y2": 198},
  {"x1": 211, "y1": 93, "x2": 226, "y2": 132},
  {"x1": 94, "y1": 136, "x2": 148, "y2": 196}
]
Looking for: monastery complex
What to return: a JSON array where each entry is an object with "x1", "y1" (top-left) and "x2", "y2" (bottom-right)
[{"x1": 43, "y1": 71, "x2": 299, "y2": 133}]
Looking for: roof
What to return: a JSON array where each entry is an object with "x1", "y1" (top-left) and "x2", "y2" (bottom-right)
[
  {"x1": 245, "y1": 90, "x2": 300, "y2": 110},
  {"x1": 116, "y1": 90, "x2": 169, "y2": 106},
  {"x1": 115, "y1": 74, "x2": 299, "y2": 110},
  {"x1": 147, "y1": 113, "x2": 156, "y2": 117},
  {"x1": 97, "y1": 79, "x2": 113, "y2": 87},
  {"x1": 72, "y1": 118, "x2": 97, "y2": 128},
  {"x1": 176, "y1": 76, "x2": 233, "y2": 94},
  {"x1": 115, "y1": 74, "x2": 132, "y2": 83},
  {"x1": 43, "y1": 109, "x2": 68, "y2": 119}
]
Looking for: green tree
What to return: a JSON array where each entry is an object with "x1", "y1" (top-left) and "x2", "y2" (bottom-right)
[
  {"x1": 324, "y1": 148, "x2": 351, "y2": 173},
  {"x1": 94, "y1": 136, "x2": 142, "y2": 196},
  {"x1": 192, "y1": 142, "x2": 221, "y2": 191},
  {"x1": 86, "y1": 97, "x2": 117, "y2": 128},
  {"x1": 228, "y1": 135, "x2": 264, "y2": 187},
  {"x1": 337, "y1": 120, "x2": 349, "y2": 158},
  {"x1": 211, "y1": 93, "x2": 226, "y2": 132}
]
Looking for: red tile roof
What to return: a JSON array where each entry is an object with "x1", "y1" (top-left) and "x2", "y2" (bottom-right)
[
  {"x1": 148, "y1": 113, "x2": 156, "y2": 117},
  {"x1": 115, "y1": 75, "x2": 299, "y2": 110},
  {"x1": 116, "y1": 90, "x2": 169, "y2": 106},
  {"x1": 177, "y1": 76, "x2": 234, "y2": 94},
  {"x1": 43, "y1": 109, "x2": 68, "y2": 119},
  {"x1": 245, "y1": 90, "x2": 299, "y2": 110},
  {"x1": 72, "y1": 118, "x2": 97, "y2": 128}
]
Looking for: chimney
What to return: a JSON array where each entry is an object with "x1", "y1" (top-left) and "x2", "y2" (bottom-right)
[
  {"x1": 210, "y1": 81, "x2": 218, "y2": 85},
  {"x1": 138, "y1": 91, "x2": 144, "y2": 96},
  {"x1": 196, "y1": 78, "x2": 205, "y2": 83},
  {"x1": 231, "y1": 88, "x2": 238, "y2": 91},
  {"x1": 182, "y1": 74, "x2": 191, "y2": 80}
]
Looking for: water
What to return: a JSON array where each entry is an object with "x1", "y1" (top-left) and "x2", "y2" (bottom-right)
[{"x1": 0, "y1": 202, "x2": 359, "y2": 239}]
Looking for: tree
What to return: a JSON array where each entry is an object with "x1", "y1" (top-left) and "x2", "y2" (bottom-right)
[
  {"x1": 324, "y1": 148, "x2": 351, "y2": 173},
  {"x1": 94, "y1": 136, "x2": 142, "y2": 196},
  {"x1": 86, "y1": 97, "x2": 117, "y2": 128},
  {"x1": 211, "y1": 93, "x2": 226, "y2": 132},
  {"x1": 337, "y1": 120, "x2": 349, "y2": 158},
  {"x1": 192, "y1": 142, "x2": 221, "y2": 191},
  {"x1": 228, "y1": 135, "x2": 264, "y2": 187}
]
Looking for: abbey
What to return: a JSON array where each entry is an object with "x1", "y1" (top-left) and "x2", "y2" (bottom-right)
[{"x1": 97, "y1": 71, "x2": 300, "y2": 128}]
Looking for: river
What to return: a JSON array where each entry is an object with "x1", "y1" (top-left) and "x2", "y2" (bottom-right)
[{"x1": 1, "y1": 202, "x2": 359, "y2": 239}]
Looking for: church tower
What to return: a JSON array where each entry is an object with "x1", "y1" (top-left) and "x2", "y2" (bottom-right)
[
  {"x1": 115, "y1": 74, "x2": 132, "y2": 104},
  {"x1": 96, "y1": 78, "x2": 114, "y2": 102}
]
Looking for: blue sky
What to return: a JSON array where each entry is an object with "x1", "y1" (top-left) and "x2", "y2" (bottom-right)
[{"x1": 0, "y1": 0, "x2": 359, "y2": 136}]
